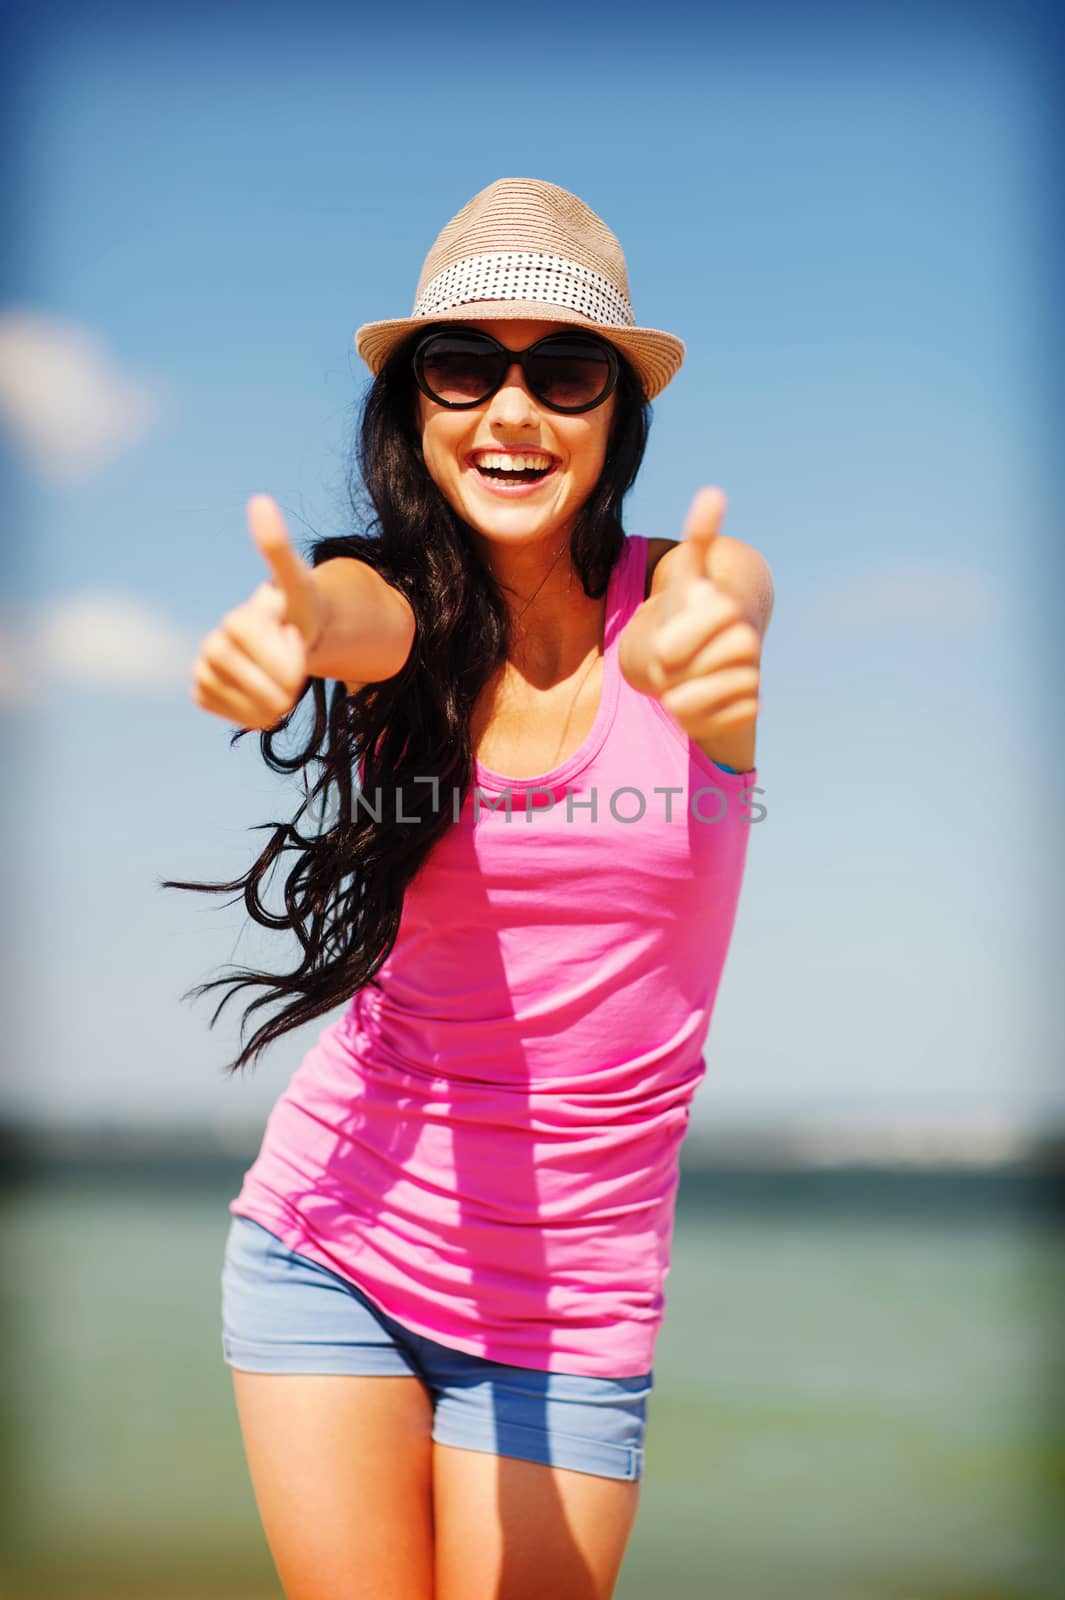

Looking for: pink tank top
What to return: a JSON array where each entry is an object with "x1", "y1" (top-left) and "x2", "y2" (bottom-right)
[{"x1": 230, "y1": 534, "x2": 759, "y2": 1377}]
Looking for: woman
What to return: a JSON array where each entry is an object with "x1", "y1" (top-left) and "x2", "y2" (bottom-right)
[{"x1": 176, "y1": 178, "x2": 773, "y2": 1600}]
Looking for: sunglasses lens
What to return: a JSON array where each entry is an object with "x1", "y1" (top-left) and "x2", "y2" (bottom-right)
[
  {"x1": 417, "y1": 334, "x2": 501, "y2": 404},
  {"x1": 527, "y1": 338, "x2": 613, "y2": 410}
]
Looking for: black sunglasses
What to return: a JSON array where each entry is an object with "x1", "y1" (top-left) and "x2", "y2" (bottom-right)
[{"x1": 412, "y1": 326, "x2": 619, "y2": 415}]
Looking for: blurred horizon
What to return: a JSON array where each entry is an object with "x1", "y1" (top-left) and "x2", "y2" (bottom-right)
[{"x1": 5, "y1": 1105, "x2": 1065, "y2": 1175}]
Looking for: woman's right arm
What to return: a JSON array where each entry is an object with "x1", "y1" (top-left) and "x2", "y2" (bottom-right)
[
  {"x1": 191, "y1": 494, "x2": 415, "y2": 731},
  {"x1": 305, "y1": 556, "x2": 416, "y2": 694}
]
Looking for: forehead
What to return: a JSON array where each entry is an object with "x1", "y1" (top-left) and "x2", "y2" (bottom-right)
[{"x1": 445, "y1": 317, "x2": 573, "y2": 348}]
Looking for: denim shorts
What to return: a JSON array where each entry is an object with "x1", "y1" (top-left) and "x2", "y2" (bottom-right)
[{"x1": 221, "y1": 1214, "x2": 652, "y2": 1482}]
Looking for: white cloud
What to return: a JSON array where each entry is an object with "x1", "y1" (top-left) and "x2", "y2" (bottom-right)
[
  {"x1": 36, "y1": 592, "x2": 196, "y2": 691},
  {"x1": 801, "y1": 560, "x2": 1000, "y2": 637},
  {"x1": 0, "y1": 309, "x2": 167, "y2": 480},
  {"x1": 0, "y1": 593, "x2": 196, "y2": 705}
]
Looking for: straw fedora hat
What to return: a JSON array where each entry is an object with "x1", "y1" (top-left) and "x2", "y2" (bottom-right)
[{"x1": 354, "y1": 178, "x2": 685, "y2": 401}]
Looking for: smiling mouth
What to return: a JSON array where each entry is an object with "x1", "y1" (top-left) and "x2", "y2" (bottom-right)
[{"x1": 468, "y1": 452, "x2": 558, "y2": 486}]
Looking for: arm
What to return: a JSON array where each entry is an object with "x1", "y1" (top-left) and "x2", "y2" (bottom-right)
[{"x1": 305, "y1": 558, "x2": 417, "y2": 692}]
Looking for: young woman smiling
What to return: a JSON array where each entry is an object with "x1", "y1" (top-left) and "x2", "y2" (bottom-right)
[{"x1": 172, "y1": 178, "x2": 773, "y2": 1600}]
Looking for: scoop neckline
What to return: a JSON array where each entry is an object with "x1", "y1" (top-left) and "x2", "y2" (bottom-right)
[{"x1": 472, "y1": 536, "x2": 634, "y2": 794}]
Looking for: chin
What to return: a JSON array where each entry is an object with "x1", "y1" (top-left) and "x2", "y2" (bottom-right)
[
  {"x1": 458, "y1": 497, "x2": 571, "y2": 543},
  {"x1": 473, "y1": 514, "x2": 569, "y2": 546}
]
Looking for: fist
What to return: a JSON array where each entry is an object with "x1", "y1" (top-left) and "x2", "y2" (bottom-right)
[
  {"x1": 191, "y1": 494, "x2": 326, "y2": 731},
  {"x1": 646, "y1": 488, "x2": 762, "y2": 748}
]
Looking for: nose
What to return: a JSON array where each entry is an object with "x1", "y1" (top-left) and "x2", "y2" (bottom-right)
[{"x1": 486, "y1": 360, "x2": 538, "y2": 430}]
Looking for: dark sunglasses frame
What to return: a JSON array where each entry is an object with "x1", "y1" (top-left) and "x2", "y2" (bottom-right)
[{"x1": 411, "y1": 325, "x2": 620, "y2": 415}]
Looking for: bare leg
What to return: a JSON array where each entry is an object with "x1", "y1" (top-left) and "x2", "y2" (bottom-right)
[
  {"x1": 433, "y1": 1439, "x2": 642, "y2": 1600},
  {"x1": 230, "y1": 1370, "x2": 435, "y2": 1600}
]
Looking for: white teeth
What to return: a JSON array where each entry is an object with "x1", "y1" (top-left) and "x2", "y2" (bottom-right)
[{"x1": 474, "y1": 452, "x2": 553, "y2": 472}]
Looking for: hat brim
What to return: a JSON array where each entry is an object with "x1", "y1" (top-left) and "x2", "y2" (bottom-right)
[{"x1": 354, "y1": 301, "x2": 684, "y2": 402}]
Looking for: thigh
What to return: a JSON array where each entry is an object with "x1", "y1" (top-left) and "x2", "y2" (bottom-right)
[
  {"x1": 433, "y1": 1441, "x2": 640, "y2": 1600},
  {"x1": 424, "y1": 1348, "x2": 652, "y2": 1600},
  {"x1": 233, "y1": 1369, "x2": 435, "y2": 1600},
  {"x1": 220, "y1": 1215, "x2": 435, "y2": 1598}
]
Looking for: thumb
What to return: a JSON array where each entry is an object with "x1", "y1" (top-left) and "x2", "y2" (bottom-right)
[
  {"x1": 658, "y1": 486, "x2": 726, "y2": 623},
  {"x1": 674, "y1": 486, "x2": 726, "y2": 585},
  {"x1": 247, "y1": 489, "x2": 311, "y2": 608},
  {"x1": 246, "y1": 494, "x2": 317, "y2": 633}
]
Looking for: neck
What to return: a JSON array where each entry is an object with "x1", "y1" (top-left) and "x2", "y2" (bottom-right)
[{"x1": 477, "y1": 528, "x2": 603, "y2": 681}]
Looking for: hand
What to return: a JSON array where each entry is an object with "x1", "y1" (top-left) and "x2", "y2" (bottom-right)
[
  {"x1": 191, "y1": 494, "x2": 327, "y2": 730},
  {"x1": 646, "y1": 487, "x2": 762, "y2": 749}
]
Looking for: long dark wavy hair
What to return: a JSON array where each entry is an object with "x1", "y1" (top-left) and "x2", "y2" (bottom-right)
[{"x1": 162, "y1": 329, "x2": 651, "y2": 1076}]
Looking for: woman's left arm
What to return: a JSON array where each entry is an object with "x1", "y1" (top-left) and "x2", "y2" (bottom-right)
[{"x1": 619, "y1": 489, "x2": 774, "y2": 773}]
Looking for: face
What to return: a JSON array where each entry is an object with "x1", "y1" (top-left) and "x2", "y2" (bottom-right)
[{"x1": 415, "y1": 319, "x2": 617, "y2": 554}]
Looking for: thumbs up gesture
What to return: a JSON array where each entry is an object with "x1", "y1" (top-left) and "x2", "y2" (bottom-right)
[
  {"x1": 644, "y1": 488, "x2": 762, "y2": 766},
  {"x1": 191, "y1": 494, "x2": 327, "y2": 730}
]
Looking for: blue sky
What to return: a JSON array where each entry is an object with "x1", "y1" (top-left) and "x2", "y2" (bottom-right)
[{"x1": 0, "y1": 3, "x2": 1059, "y2": 1141}]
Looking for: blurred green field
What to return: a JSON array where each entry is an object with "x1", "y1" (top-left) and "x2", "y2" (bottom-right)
[{"x1": 1, "y1": 1171, "x2": 1062, "y2": 1599}]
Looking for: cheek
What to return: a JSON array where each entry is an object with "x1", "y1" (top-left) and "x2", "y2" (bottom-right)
[
  {"x1": 572, "y1": 422, "x2": 611, "y2": 488},
  {"x1": 419, "y1": 418, "x2": 457, "y2": 489},
  {"x1": 579, "y1": 404, "x2": 614, "y2": 476}
]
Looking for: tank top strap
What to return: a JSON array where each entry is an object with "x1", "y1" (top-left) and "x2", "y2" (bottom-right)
[{"x1": 605, "y1": 533, "x2": 648, "y2": 657}]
